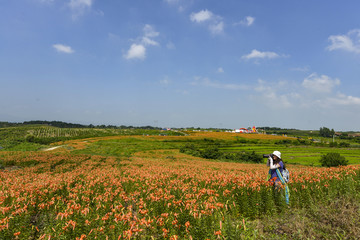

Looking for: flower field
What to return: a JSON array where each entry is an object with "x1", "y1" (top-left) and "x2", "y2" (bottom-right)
[{"x1": 1, "y1": 150, "x2": 359, "y2": 239}]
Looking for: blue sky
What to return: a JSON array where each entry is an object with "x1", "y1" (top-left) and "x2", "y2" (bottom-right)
[{"x1": 1, "y1": 0, "x2": 360, "y2": 130}]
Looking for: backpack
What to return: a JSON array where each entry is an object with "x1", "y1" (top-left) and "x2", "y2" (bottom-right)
[{"x1": 281, "y1": 167, "x2": 290, "y2": 183}]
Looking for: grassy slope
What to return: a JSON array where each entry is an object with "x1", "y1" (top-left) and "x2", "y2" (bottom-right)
[{"x1": 252, "y1": 194, "x2": 360, "y2": 239}]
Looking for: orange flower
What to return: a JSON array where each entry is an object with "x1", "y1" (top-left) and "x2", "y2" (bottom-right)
[{"x1": 162, "y1": 228, "x2": 169, "y2": 237}]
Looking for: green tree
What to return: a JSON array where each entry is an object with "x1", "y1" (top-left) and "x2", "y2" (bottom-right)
[
  {"x1": 319, "y1": 152, "x2": 348, "y2": 167},
  {"x1": 339, "y1": 142, "x2": 350, "y2": 148},
  {"x1": 200, "y1": 146, "x2": 222, "y2": 159},
  {"x1": 319, "y1": 127, "x2": 335, "y2": 138}
]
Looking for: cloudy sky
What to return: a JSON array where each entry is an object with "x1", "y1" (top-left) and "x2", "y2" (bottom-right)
[{"x1": 1, "y1": 0, "x2": 360, "y2": 130}]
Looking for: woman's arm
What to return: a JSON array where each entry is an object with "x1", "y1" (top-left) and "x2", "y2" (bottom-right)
[{"x1": 267, "y1": 157, "x2": 280, "y2": 169}]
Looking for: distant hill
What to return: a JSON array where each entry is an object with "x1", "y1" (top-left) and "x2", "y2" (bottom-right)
[
  {"x1": 0, "y1": 120, "x2": 87, "y2": 128},
  {"x1": 0, "y1": 120, "x2": 162, "y2": 130},
  {"x1": 23, "y1": 120, "x2": 88, "y2": 128}
]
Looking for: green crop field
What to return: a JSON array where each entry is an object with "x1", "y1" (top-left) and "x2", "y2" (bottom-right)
[{"x1": 221, "y1": 144, "x2": 360, "y2": 165}]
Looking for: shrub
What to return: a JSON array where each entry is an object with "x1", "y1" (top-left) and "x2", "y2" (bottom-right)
[
  {"x1": 339, "y1": 142, "x2": 350, "y2": 148},
  {"x1": 275, "y1": 139, "x2": 292, "y2": 145},
  {"x1": 221, "y1": 151, "x2": 262, "y2": 163},
  {"x1": 180, "y1": 144, "x2": 262, "y2": 163},
  {"x1": 319, "y1": 152, "x2": 348, "y2": 167},
  {"x1": 179, "y1": 143, "x2": 200, "y2": 156},
  {"x1": 237, "y1": 151, "x2": 262, "y2": 163},
  {"x1": 200, "y1": 146, "x2": 222, "y2": 159},
  {"x1": 296, "y1": 138, "x2": 311, "y2": 145},
  {"x1": 236, "y1": 138, "x2": 248, "y2": 143}
]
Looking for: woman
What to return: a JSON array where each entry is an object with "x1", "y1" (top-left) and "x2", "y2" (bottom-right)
[
  {"x1": 266, "y1": 150, "x2": 290, "y2": 205},
  {"x1": 267, "y1": 150, "x2": 284, "y2": 183}
]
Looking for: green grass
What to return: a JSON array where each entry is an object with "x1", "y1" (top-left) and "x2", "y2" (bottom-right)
[
  {"x1": 72, "y1": 137, "x2": 182, "y2": 157},
  {"x1": 253, "y1": 194, "x2": 360, "y2": 239},
  {"x1": 221, "y1": 144, "x2": 360, "y2": 166},
  {"x1": 0, "y1": 141, "x2": 46, "y2": 151}
]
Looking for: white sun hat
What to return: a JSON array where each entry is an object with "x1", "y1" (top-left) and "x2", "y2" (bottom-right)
[{"x1": 272, "y1": 150, "x2": 281, "y2": 159}]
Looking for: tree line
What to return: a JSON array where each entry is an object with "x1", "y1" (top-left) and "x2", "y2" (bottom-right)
[
  {"x1": 0, "y1": 121, "x2": 163, "y2": 130},
  {"x1": 319, "y1": 127, "x2": 335, "y2": 138}
]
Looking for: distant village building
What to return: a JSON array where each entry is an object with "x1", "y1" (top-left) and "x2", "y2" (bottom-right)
[
  {"x1": 349, "y1": 133, "x2": 360, "y2": 137},
  {"x1": 233, "y1": 126, "x2": 257, "y2": 133}
]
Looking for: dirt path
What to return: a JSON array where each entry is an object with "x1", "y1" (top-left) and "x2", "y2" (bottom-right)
[{"x1": 43, "y1": 146, "x2": 63, "y2": 151}]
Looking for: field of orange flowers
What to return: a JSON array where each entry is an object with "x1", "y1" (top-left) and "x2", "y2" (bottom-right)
[{"x1": 1, "y1": 150, "x2": 359, "y2": 239}]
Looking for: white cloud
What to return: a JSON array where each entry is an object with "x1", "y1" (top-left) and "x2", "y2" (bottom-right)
[
  {"x1": 143, "y1": 24, "x2": 159, "y2": 38},
  {"x1": 299, "y1": 73, "x2": 360, "y2": 108},
  {"x1": 242, "y1": 49, "x2": 280, "y2": 60},
  {"x1": 68, "y1": 0, "x2": 93, "y2": 19},
  {"x1": 245, "y1": 77, "x2": 360, "y2": 129},
  {"x1": 52, "y1": 44, "x2": 74, "y2": 54},
  {"x1": 142, "y1": 37, "x2": 159, "y2": 46},
  {"x1": 250, "y1": 73, "x2": 359, "y2": 109},
  {"x1": 217, "y1": 67, "x2": 224, "y2": 73},
  {"x1": 327, "y1": 93, "x2": 360, "y2": 106},
  {"x1": 327, "y1": 29, "x2": 360, "y2": 54},
  {"x1": 302, "y1": 73, "x2": 340, "y2": 93},
  {"x1": 190, "y1": 73, "x2": 360, "y2": 116},
  {"x1": 209, "y1": 21, "x2": 224, "y2": 35},
  {"x1": 191, "y1": 76, "x2": 248, "y2": 90},
  {"x1": 141, "y1": 25, "x2": 159, "y2": 46},
  {"x1": 124, "y1": 44, "x2": 146, "y2": 60},
  {"x1": 234, "y1": 16, "x2": 255, "y2": 26},
  {"x1": 252, "y1": 79, "x2": 293, "y2": 108},
  {"x1": 190, "y1": 9, "x2": 213, "y2": 23},
  {"x1": 124, "y1": 24, "x2": 160, "y2": 60},
  {"x1": 245, "y1": 16, "x2": 255, "y2": 26},
  {"x1": 190, "y1": 9, "x2": 224, "y2": 35}
]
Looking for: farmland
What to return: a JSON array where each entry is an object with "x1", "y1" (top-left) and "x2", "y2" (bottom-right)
[{"x1": 1, "y1": 126, "x2": 360, "y2": 239}]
